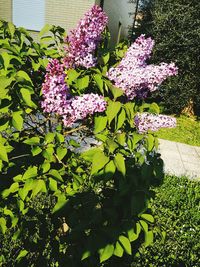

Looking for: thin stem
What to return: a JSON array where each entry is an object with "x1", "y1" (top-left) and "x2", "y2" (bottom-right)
[
  {"x1": 9, "y1": 154, "x2": 31, "y2": 161},
  {"x1": 63, "y1": 125, "x2": 87, "y2": 136}
]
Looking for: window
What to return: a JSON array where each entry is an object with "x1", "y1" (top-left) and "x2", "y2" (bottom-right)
[{"x1": 12, "y1": 0, "x2": 45, "y2": 31}]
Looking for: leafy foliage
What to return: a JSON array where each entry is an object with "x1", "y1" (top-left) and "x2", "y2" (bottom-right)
[
  {"x1": 132, "y1": 175, "x2": 200, "y2": 267},
  {"x1": 134, "y1": 0, "x2": 200, "y2": 115},
  {"x1": 0, "y1": 20, "x2": 165, "y2": 266},
  {"x1": 156, "y1": 115, "x2": 200, "y2": 147}
]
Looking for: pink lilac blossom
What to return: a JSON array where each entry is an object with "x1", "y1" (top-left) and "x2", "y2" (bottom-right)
[
  {"x1": 63, "y1": 5, "x2": 108, "y2": 69},
  {"x1": 134, "y1": 113, "x2": 176, "y2": 134},
  {"x1": 41, "y1": 59, "x2": 107, "y2": 127},
  {"x1": 41, "y1": 59, "x2": 70, "y2": 115},
  {"x1": 107, "y1": 35, "x2": 178, "y2": 99},
  {"x1": 62, "y1": 93, "x2": 107, "y2": 127}
]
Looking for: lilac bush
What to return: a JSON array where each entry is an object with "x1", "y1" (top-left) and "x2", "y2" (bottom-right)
[{"x1": 0, "y1": 5, "x2": 180, "y2": 266}]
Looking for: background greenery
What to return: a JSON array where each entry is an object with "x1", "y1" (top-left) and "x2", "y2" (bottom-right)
[
  {"x1": 156, "y1": 115, "x2": 200, "y2": 147},
  {"x1": 133, "y1": 175, "x2": 200, "y2": 267},
  {"x1": 134, "y1": 0, "x2": 200, "y2": 116}
]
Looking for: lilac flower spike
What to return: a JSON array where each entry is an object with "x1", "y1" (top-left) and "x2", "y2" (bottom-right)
[
  {"x1": 63, "y1": 5, "x2": 108, "y2": 69},
  {"x1": 41, "y1": 59, "x2": 70, "y2": 115},
  {"x1": 107, "y1": 35, "x2": 178, "y2": 99},
  {"x1": 134, "y1": 113, "x2": 176, "y2": 134}
]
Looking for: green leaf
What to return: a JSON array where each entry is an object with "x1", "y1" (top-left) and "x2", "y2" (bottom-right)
[
  {"x1": 23, "y1": 166, "x2": 38, "y2": 180},
  {"x1": 132, "y1": 134, "x2": 143, "y2": 147},
  {"x1": 23, "y1": 137, "x2": 40, "y2": 145},
  {"x1": 124, "y1": 102, "x2": 135, "y2": 125},
  {"x1": 69, "y1": 139, "x2": 80, "y2": 147},
  {"x1": 49, "y1": 169, "x2": 63, "y2": 182},
  {"x1": 18, "y1": 179, "x2": 34, "y2": 201},
  {"x1": 31, "y1": 179, "x2": 46, "y2": 197},
  {"x1": 102, "y1": 52, "x2": 110, "y2": 64},
  {"x1": 0, "y1": 52, "x2": 10, "y2": 70},
  {"x1": 91, "y1": 151, "x2": 109, "y2": 175},
  {"x1": 31, "y1": 146, "x2": 42, "y2": 156},
  {"x1": 0, "y1": 143, "x2": 8, "y2": 162},
  {"x1": 81, "y1": 147, "x2": 102, "y2": 162},
  {"x1": 100, "y1": 244, "x2": 114, "y2": 263},
  {"x1": 104, "y1": 160, "x2": 116, "y2": 175},
  {"x1": 116, "y1": 133, "x2": 126, "y2": 146},
  {"x1": 18, "y1": 200, "x2": 25, "y2": 212},
  {"x1": 127, "y1": 223, "x2": 141, "y2": 242},
  {"x1": 140, "y1": 220, "x2": 148, "y2": 233},
  {"x1": 41, "y1": 161, "x2": 51, "y2": 173},
  {"x1": 39, "y1": 24, "x2": 52, "y2": 37},
  {"x1": 49, "y1": 178, "x2": 58, "y2": 191},
  {"x1": 20, "y1": 88, "x2": 37, "y2": 108},
  {"x1": 56, "y1": 133, "x2": 65, "y2": 143},
  {"x1": 0, "y1": 160, "x2": 2, "y2": 172},
  {"x1": 140, "y1": 213, "x2": 154, "y2": 223},
  {"x1": 106, "y1": 139, "x2": 118, "y2": 153},
  {"x1": 94, "y1": 116, "x2": 107, "y2": 134},
  {"x1": 0, "y1": 76, "x2": 13, "y2": 98},
  {"x1": 8, "y1": 22, "x2": 15, "y2": 38},
  {"x1": 119, "y1": 235, "x2": 132, "y2": 255},
  {"x1": 67, "y1": 69, "x2": 80, "y2": 84},
  {"x1": 81, "y1": 250, "x2": 91, "y2": 261},
  {"x1": 114, "y1": 153, "x2": 126, "y2": 176},
  {"x1": 0, "y1": 217, "x2": 7, "y2": 234},
  {"x1": 93, "y1": 74, "x2": 104, "y2": 94},
  {"x1": 16, "y1": 249, "x2": 28, "y2": 262},
  {"x1": 76, "y1": 75, "x2": 90, "y2": 90},
  {"x1": 42, "y1": 147, "x2": 54, "y2": 161},
  {"x1": 110, "y1": 86, "x2": 124, "y2": 99},
  {"x1": 106, "y1": 101, "x2": 121, "y2": 125},
  {"x1": 45, "y1": 132, "x2": 55, "y2": 144},
  {"x1": 56, "y1": 147, "x2": 67, "y2": 161},
  {"x1": 116, "y1": 108, "x2": 126, "y2": 130},
  {"x1": 114, "y1": 241, "x2": 124, "y2": 257},
  {"x1": 149, "y1": 102, "x2": 160, "y2": 113},
  {"x1": 2, "y1": 182, "x2": 19, "y2": 198},
  {"x1": 13, "y1": 174, "x2": 23, "y2": 182},
  {"x1": 16, "y1": 70, "x2": 33, "y2": 85},
  {"x1": 146, "y1": 134, "x2": 155, "y2": 151},
  {"x1": 144, "y1": 231, "x2": 154, "y2": 247},
  {"x1": 12, "y1": 111, "x2": 23, "y2": 131},
  {"x1": 52, "y1": 194, "x2": 68, "y2": 213}
]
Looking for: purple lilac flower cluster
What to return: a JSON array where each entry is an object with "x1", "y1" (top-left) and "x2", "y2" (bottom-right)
[
  {"x1": 41, "y1": 59, "x2": 70, "y2": 115},
  {"x1": 134, "y1": 113, "x2": 176, "y2": 133},
  {"x1": 62, "y1": 93, "x2": 107, "y2": 127},
  {"x1": 107, "y1": 35, "x2": 178, "y2": 99},
  {"x1": 41, "y1": 59, "x2": 107, "y2": 127},
  {"x1": 63, "y1": 5, "x2": 108, "y2": 69}
]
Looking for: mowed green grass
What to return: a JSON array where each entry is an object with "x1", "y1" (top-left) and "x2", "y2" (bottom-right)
[{"x1": 156, "y1": 115, "x2": 200, "y2": 146}]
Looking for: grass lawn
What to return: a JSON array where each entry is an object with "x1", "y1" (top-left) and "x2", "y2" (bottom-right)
[{"x1": 156, "y1": 115, "x2": 200, "y2": 146}]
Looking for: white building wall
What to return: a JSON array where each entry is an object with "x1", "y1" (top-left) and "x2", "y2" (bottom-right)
[
  {"x1": 45, "y1": 0, "x2": 96, "y2": 33},
  {"x1": 103, "y1": 0, "x2": 136, "y2": 44}
]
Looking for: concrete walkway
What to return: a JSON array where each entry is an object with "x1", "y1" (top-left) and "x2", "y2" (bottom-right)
[{"x1": 158, "y1": 139, "x2": 200, "y2": 180}]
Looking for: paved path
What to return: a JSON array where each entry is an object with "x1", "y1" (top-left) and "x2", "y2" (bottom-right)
[{"x1": 158, "y1": 139, "x2": 200, "y2": 180}]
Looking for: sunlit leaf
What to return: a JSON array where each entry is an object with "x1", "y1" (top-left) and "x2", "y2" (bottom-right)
[
  {"x1": 99, "y1": 244, "x2": 114, "y2": 263},
  {"x1": 119, "y1": 235, "x2": 132, "y2": 255}
]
